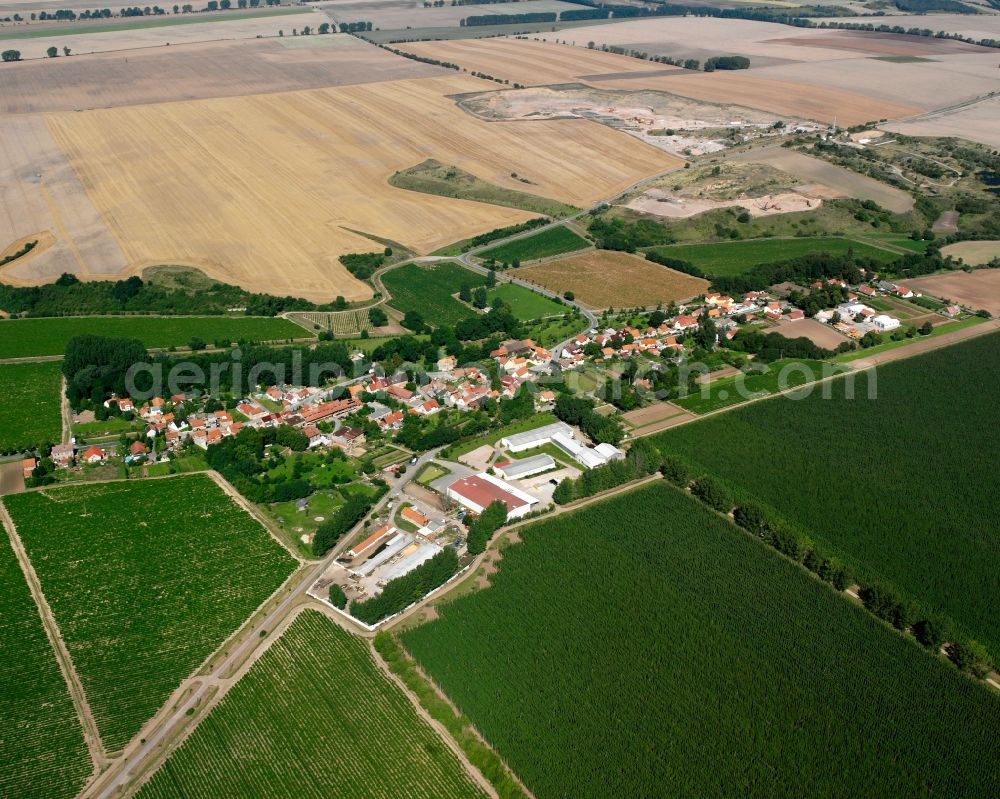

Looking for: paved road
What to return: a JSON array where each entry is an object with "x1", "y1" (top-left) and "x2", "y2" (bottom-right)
[{"x1": 86, "y1": 449, "x2": 443, "y2": 798}]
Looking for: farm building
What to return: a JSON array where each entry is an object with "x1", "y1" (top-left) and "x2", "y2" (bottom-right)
[
  {"x1": 348, "y1": 525, "x2": 398, "y2": 560},
  {"x1": 447, "y1": 473, "x2": 539, "y2": 520},
  {"x1": 873, "y1": 315, "x2": 901, "y2": 332},
  {"x1": 494, "y1": 454, "x2": 555, "y2": 481},
  {"x1": 500, "y1": 421, "x2": 624, "y2": 470}
]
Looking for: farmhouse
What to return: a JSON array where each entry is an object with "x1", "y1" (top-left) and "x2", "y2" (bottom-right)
[
  {"x1": 51, "y1": 443, "x2": 75, "y2": 468},
  {"x1": 401, "y1": 505, "x2": 431, "y2": 530},
  {"x1": 447, "y1": 473, "x2": 539, "y2": 520}
]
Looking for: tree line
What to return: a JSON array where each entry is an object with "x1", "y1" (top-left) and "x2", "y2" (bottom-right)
[{"x1": 350, "y1": 548, "x2": 459, "y2": 624}]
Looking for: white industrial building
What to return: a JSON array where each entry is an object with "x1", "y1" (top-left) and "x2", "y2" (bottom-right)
[
  {"x1": 872, "y1": 314, "x2": 901, "y2": 332},
  {"x1": 500, "y1": 422, "x2": 625, "y2": 470},
  {"x1": 494, "y1": 454, "x2": 555, "y2": 481}
]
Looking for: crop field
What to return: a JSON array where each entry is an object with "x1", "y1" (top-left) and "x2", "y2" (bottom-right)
[
  {"x1": 478, "y1": 226, "x2": 590, "y2": 263},
  {"x1": 655, "y1": 332, "x2": 1000, "y2": 660},
  {"x1": 519, "y1": 250, "x2": 708, "y2": 309},
  {"x1": 0, "y1": 316, "x2": 308, "y2": 359},
  {"x1": 395, "y1": 36, "x2": 683, "y2": 88},
  {"x1": 401, "y1": 483, "x2": 1000, "y2": 799},
  {"x1": 649, "y1": 237, "x2": 899, "y2": 276},
  {"x1": 940, "y1": 241, "x2": 1000, "y2": 267},
  {"x1": 0, "y1": 36, "x2": 443, "y2": 116},
  {"x1": 0, "y1": 361, "x2": 63, "y2": 453},
  {"x1": 0, "y1": 8, "x2": 317, "y2": 58},
  {"x1": 903, "y1": 268, "x2": 1000, "y2": 316},
  {"x1": 136, "y1": 610, "x2": 485, "y2": 799},
  {"x1": 488, "y1": 283, "x2": 564, "y2": 321},
  {"x1": 673, "y1": 359, "x2": 838, "y2": 414},
  {"x1": 0, "y1": 529, "x2": 91, "y2": 799},
  {"x1": 3, "y1": 475, "x2": 296, "y2": 752},
  {"x1": 383, "y1": 262, "x2": 486, "y2": 327},
  {"x1": 32, "y1": 75, "x2": 671, "y2": 302}
]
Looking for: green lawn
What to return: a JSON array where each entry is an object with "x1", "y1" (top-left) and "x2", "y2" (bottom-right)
[
  {"x1": 136, "y1": 611, "x2": 486, "y2": 799},
  {"x1": 415, "y1": 462, "x2": 450, "y2": 486},
  {"x1": 3, "y1": 475, "x2": 296, "y2": 753},
  {"x1": 488, "y1": 283, "x2": 564, "y2": 321},
  {"x1": 402, "y1": 483, "x2": 1000, "y2": 799},
  {"x1": 383, "y1": 262, "x2": 486, "y2": 327},
  {"x1": 0, "y1": 361, "x2": 63, "y2": 453},
  {"x1": 656, "y1": 331, "x2": 1000, "y2": 661},
  {"x1": 0, "y1": 316, "x2": 307, "y2": 359},
  {"x1": 0, "y1": 7, "x2": 308, "y2": 39},
  {"x1": 0, "y1": 527, "x2": 91, "y2": 799},
  {"x1": 479, "y1": 226, "x2": 589, "y2": 263},
  {"x1": 648, "y1": 237, "x2": 900, "y2": 276},
  {"x1": 673, "y1": 358, "x2": 840, "y2": 414}
]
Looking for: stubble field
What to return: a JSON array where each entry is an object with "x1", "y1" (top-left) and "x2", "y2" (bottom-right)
[
  {"x1": 518, "y1": 250, "x2": 708, "y2": 308},
  {"x1": 3, "y1": 475, "x2": 297, "y2": 753},
  {"x1": 136, "y1": 610, "x2": 486, "y2": 799},
  {"x1": 37, "y1": 74, "x2": 673, "y2": 302}
]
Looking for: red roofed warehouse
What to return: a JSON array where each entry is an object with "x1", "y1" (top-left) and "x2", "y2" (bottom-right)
[{"x1": 446, "y1": 473, "x2": 539, "y2": 521}]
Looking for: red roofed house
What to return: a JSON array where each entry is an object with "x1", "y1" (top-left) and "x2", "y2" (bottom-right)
[
  {"x1": 401, "y1": 505, "x2": 431, "y2": 530},
  {"x1": 347, "y1": 524, "x2": 397, "y2": 560},
  {"x1": 446, "y1": 473, "x2": 539, "y2": 521},
  {"x1": 81, "y1": 445, "x2": 105, "y2": 464},
  {"x1": 21, "y1": 458, "x2": 36, "y2": 479},
  {"x1": 787, "y1": 309, "x2": 805, "y2": 321},
  {"x1": 129, "y1": 440, "x2": 147, "y2": 457}
]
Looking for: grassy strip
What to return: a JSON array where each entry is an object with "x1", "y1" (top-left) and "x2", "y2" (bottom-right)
[
  {"x1": 479, "y1": 226, "x2": 589, "y2": 263},
  {"x1": 442, "y1": 412, "x2": 557, "y2": 459},
  {"x1": 390, "y1": 159, "x2": 577, "y2": 218},
  {"x1": 374, "y1": 633, "x2": 530, "y2": 799},
  {"x1": 831, "y1": 316, "x2": 986, "y2": 362}
]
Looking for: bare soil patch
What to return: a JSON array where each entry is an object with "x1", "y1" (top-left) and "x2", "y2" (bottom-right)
[
  {"x1": 731, "y1": 146, "x2": 913, "y2": 213},
  {"x1": 769, "y1": 317, "x2": 851, "y2": 349},
  {"x1": 519, "y1": 250, "x2": 708, "y2": 309},
  {"x1": 902, "y1": 270, "x2": 1000, "y2": 316},
  {"x1": 769, "y1": 30, "x2": 986, "y2": 57}
]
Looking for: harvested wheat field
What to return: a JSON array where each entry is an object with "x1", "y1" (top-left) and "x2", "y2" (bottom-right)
[
  {"x1": 41, "y1": 75, "x2": 674, "y2": 301},
  {"x1": 0, "y1": 35, "x2": 442, "y2": 115},
  {"x1": 519, "y1": 250, "x2": 708, "y2": 309},
  {"x1": 903, "y1": 269, "x2": 1000, "y2": 316},
  {"x1": 0, "y1": 115, "x2": 128, "y2": 285},
  {"x1": 886, "y1": 97, "x2": 1000, "y2": 151},
  {"x1": 590, "y1": 71, "x2": 921, "y2": 127},
  {"x1": 396, "y1": 36, "x2": 683, "y2": 87},
  {"x1": 941, "y1": 241, "x2": 1000, "y2": 267}
]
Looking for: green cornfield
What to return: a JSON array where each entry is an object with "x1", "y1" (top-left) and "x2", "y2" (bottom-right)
[
  {"x1": 383, "y1": 262, "x2": 486, "y2": 327},
  {"x1": 0, "y1": 530, "x2": 91, "y2": 799},
  {"x1": 137, "y1": 610, "x2": 486, "y2": 799},
  {"x1": 654, "y1": 330, "x2": 1000, "y2": 658},
  {"x1": 401, "y1": 483, "x2": 1000, "y2": 799},
  {"x1": 3, "y1": 475, "x2": 296, "y2": 753}
]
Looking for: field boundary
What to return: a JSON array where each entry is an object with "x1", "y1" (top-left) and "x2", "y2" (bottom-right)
[{"x1": 0, "y1": 500, "x2": 106, "y2": 776}]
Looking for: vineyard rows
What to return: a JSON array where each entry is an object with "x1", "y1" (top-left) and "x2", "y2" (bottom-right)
[
  {"x1": 402, "y1": 483, "x2": 1000, "y2": 799},
  {"x1": 137, "y1": 610, "x2": 486, "y2": 799},
  {"x1": 0, "y1": 360, "x2": 63, "y2": 453},
  {"x1": 0, "y1": 529, "x2": 91, "y2": 799},
  {"x1": 4, "y1": 475, "x2": 296, "y2": 753},
  {"x1": 291, "y1": 309, "x2": 374, "y2": 336},
  {"x1": 654, "y1": 330, "x2": 1000, "y2": 659}
]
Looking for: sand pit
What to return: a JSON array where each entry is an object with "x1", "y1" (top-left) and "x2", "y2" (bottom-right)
[
  {"x1": 0, "y1": 35, "x2": 443, "y2": 115},
  {"x1": 396, "y1": 36, "x2": 682, "y2": 87},
  {"x1": 626, "y1": 188, "x2": 822, "y2": 219},
  {"x1": 0, "y1": 9, "x2": 325, "y2": 60},
  {"x1": 769, "y1": 317, "x2": 850, "y2": 349},
  {"x1": 731, "y1": 146, "x2": 914, "y2": 213},
  {"x1": 519, "y1": 250, "x2": 708, "y2": 309},
  {"x1": 37, "y1": 74, "x2": 674, "y2": 301},
  {"x1": 902, "y1": 270, "x2": 1000, "y2": 316},
  {"x1": 941, "y1": 241, "x2": 1000, "y2": 268}
]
